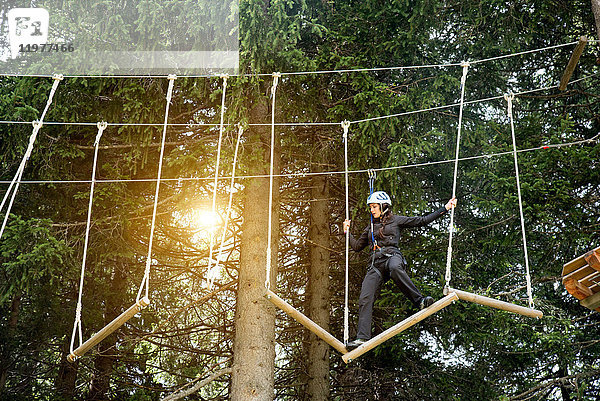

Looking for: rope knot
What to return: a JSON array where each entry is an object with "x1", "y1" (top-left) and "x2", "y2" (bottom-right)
[
  {"x1": 503, "y1": 92, "x2": 515, "y2": 102},
  {"x1": 31, "y1": 120, "x2": 42, "y2": 130},
  {"x1": 167, "y1": 74, "x2": 177, "y2": 81},
  {"x1": 52, "y1": 74, "x2": 64, "y2": 81},
  {"x1": 341, "y1": 120, "x2": 350, "y2": 138},
  {"x1": 95, "y1": 122, "x2": 107, "y2": 145},
  {"x1": 271, "y1": 72, "x2": 281, "y2": 95}
]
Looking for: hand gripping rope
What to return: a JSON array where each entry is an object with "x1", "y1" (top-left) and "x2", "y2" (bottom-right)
[
  {"x1": 0, "y1": 74, "x2": 63, "y2": 240},
  {"x1": 69, "y1": 121, "x2": 107, "y2": 357},
  {"x1": 444, "y1": 62, "x2": 469, "y2": 290},
  {"x1": 504, "y1": 92, "x2": 534, "y2": 309},
  {"x1": 265, "y1": 72, "x2": 280, "y2": 290},
  {"x1": 341, "y1": 120, "x2": 351, "y2": 345},
  {"x1": 207, "y1": 124, "x2": 244, "y2": 288},
  {"x1": 206, "y1": 74, "x2": 229, "y2": 286}
]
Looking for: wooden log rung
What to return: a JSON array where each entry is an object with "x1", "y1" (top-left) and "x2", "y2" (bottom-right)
[
  {"x1": 558, "y1": 36, "x2": 588, "y2": 91},
  {"x1": 68, "y1": 297, "x2": 150, "y2": 363},
  {"x1": 264, "y1": 289, "x2": 348, "y2": 354},
  {"x1": 342, "y1": 292, "x2": 459, "y2": 363},
  {"x1": 446, "y1": 288, "x2": 543, "y2": 318}
]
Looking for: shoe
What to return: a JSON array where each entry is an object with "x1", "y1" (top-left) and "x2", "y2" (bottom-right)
[
  {"x1": 346, "y1": 338, "x2": 368, "y2": 350},
  {"x1": 419, "y1": 296, "x2": 434, "y2": 310}
]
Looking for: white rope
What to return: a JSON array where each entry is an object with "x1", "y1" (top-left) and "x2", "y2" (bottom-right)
[
  {"x1": 0, "y1": 40, "x2": 580, "y2": 78},
  {"x1": 206, "y1": 74, "x2": 229, "y2": 284},
  {"x1": 1, "y1": 136, "x2": 596, "y2": 186},
  {"x1": 69, "y1": 121, "x2": 107, "y2": 354},
  {"x1": 0, "y1": 71, "x2": 597, "y2": 129},
  {"x1": 265, "y1": 72, "x2": 280, "y2": 290},
  {"x1": 444, "y1": 63, "x2": 469, "y2": 289},
  {"x1": 0, "y1": 74, "x2": 63, "y2": 240},
  {"x1": 137, "y1": 75, "x2": 176, "y2": 302},
  {"x1": 504, "y1": 93, "x2": 534, "y2": 309},
  {"x1": 341, "y1": 120, "x2": 350, "y2": 345},
  {"x1": 207, "y1": 125, "x2": 243, "y2": 288}
]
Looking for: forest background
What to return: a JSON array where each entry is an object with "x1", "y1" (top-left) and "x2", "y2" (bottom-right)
[{"x1": 0, "y1": 0, "x2": 599, "y2": 400}]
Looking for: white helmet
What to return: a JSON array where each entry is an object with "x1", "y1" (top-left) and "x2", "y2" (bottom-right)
[{"x1": 366, "y1": 191, "x2": 392, "y2": 206}]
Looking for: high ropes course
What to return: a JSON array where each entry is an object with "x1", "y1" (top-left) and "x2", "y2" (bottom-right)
[{"x1": 0, "y1": 37, "x2": 598, "y2": 364}]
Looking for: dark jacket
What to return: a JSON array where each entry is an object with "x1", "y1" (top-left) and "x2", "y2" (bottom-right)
[{"x1": 348, "y1": 207, "x2": 448, "y2": 256}]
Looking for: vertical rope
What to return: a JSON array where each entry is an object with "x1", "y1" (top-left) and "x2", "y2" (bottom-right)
[
  {"x1": 445, "y1": 62, "x2": 469, "y2": 289},
  {"x1": 207, "y1": 74, "x2": 229, "y2": 281},
  {"x1": 367, "y1": 170, "x2": 377, "y2": 247},
  {"x1": 341, "y1": 120, "x2": 350, "y2": 345},
  {"x1": 70, "y1": 121, "x2": 106, "y2": 354},
  {"x1": 207, "y1": 125, "x2": 244, "y2": 288},
  {"x1": 265, "y1": 72, "x2": 280, "y2": 290},
  {"x1": 0, "y1": 74, "x2": 63, "y2": 240},
  {"x1": 505, "y1": 93, "x2": 534, "y2": 309},
  {"x1": 137, "y1": 75, "x2": 176, "y2": 302}
]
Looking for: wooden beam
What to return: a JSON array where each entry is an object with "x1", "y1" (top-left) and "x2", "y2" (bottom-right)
[
  {"x1": 562, "y1": 251, "x2": 591, "y2": 276},
  {"x1": 580, "y1": 291, "x2": 600, "y2": 310},
  {"x1": 264, "y1": 289, "x2": 348, "y2": 354},
  {"x1": 564, "y1": 277, "x2": 593, "y2": 300},
  {"x1": 559, "y1": 36, "x2": 588, "y2": 91},
  {"x1": 68, "y1": 297, "x2": 150, "y2": 363},
  {"x1": 585, "y1": 249, "x2": 600, "y2": 271},
  {"x1": 342, "y1": 292, "x2": 458, "y2": 363},
  {"x1": 446, "y1": 288, "x2": 543, "y2": 318},
  {"x1": 562, "y1": 264, "x2": 594, "y2": 284}
]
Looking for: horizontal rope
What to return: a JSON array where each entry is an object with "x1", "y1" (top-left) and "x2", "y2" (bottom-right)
[
  {"x1": 0, "y1": 71, "x2": 596, "y2": 129},
  {"x1": 0, "y1": 40, "x2": 584, "y2": 79},
  {"x1": 1, "y1": 136, "x2": 595, "y2": 185}
]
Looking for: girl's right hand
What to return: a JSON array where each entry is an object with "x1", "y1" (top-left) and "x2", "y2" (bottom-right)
[{"x1": 343, "y1": 219, "x2": 350, "y2": 233}]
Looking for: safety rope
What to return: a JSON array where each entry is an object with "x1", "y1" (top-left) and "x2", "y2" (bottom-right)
[
  {"x1": 206, "y1": 74, "x2": 229, "y2": 283},
  {"x1": 2, "y1": 136, "x2": 595, "y2": 186},
  {"x1": 444, "y1": 62, "x2": 469, "y2": 289},
  {"x1": 0, "y1": 39, "x2": 580, "y2": 79},
  {"x1": 505, "y1": 93, "x2": 534, "y2": 309},
  {"x1": 0, "y1": 72, "x2": 597, "y2": 129},
  {"x1": 367, "y1": 169, "x2": 377, "y2": 248},
  {"x1": 341, "y1": 120, "x2": 350, "y2": 345},
  {"x1": 137, "y1": 75, "x2": 176, "y2": 302},
  {"x1": 69, "y1": 121, "x2": 106, "y2": 355},
  {"x1": 0, "y1": 74, "x2": 63, "y2": 240},
  {"x1": 207, "y1": 125, "x2": 244, "y2": 288},
  {"x1": 265, "y1": 72, "x2": 280, "y2": 290}
]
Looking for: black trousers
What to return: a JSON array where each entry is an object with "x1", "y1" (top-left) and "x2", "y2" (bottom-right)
[{"x1": 356, "y1": 254, "x2": 424, "y2": 340}]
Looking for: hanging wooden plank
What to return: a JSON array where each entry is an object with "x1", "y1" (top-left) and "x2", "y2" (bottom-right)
[
  {"x1": 445, "y1": 288, "x2": 543, "y2": 318},
  {"x1": 68, "y1": 297, "x2": 150, "y2": 363},
  {"x1": 559, "y1": 36, "x2": 588, "y2": 91},
  {"x1": 342, "y1": 292, "x2": 458, "y2": 363},
  {"x1": 264, "y1": 289, "x2": 348, "y2": 354}
]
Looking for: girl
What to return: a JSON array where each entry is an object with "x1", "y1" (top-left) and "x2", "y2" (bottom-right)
[{"x1": 343, "y1": 191, "x2": 457, "y2": 349}]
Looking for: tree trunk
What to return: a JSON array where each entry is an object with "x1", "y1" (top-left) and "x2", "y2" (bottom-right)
[
  {"x1": 230, "y1": 99, "x2": 280, "y2": 401},
  {"x1": 592, "y1": 0, "x2": 600, "y2": 41},
  {"x1": 0, "y1": 293, "x2": 21, "y2": 395},
  {"x1": 86, "y1": 261, "x2": 126, "y2": 401},
  {"x1": 305, "y1": 167, "x2": 331, "y2": 401},
  {"x1": 55, "y1": 341, "x2": 78, "y2": 401}
]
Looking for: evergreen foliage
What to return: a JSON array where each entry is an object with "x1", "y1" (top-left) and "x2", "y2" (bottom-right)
[{"x1": 0, "y1": 0, "x2": 598, "y2": 400}]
